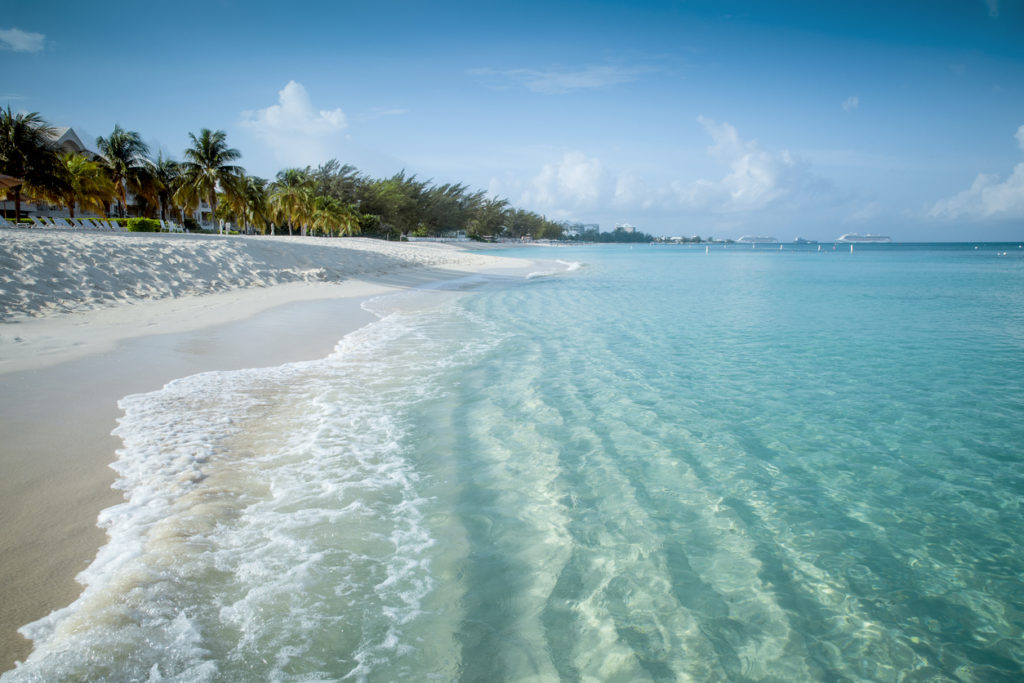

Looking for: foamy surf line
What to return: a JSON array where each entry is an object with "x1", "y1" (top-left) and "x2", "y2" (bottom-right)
[
  {"x1": 526, "y1": 259, "x2": 584, "y2": 279},
  {"x1": 3, "y1": 289, "x2": 502, "y2": 680}
]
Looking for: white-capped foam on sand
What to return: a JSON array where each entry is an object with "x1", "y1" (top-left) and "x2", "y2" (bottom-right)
[{"x1": 4, "y1": 298, "x2": 496, "y2": 680}]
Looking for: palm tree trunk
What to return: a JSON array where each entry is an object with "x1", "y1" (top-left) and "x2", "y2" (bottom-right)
[{"x1": 13, "y1": 186, "x2": 21, "y2": 223}]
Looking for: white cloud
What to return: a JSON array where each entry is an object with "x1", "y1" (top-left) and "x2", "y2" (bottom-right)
[
  {"x1": 513, "y1": 118, "x2": 820, "y2": 221},
  {"x1": 0, "y1": 27, "x2": 45, "y2": 52},
  {"x1": 241, "y1": 81, "x2": 347, "y2": 167},
  {"x1": 930, "y1": 124, "x2": 1024, "y2": 220},
  {"x1": 984, "y1": 0, "x2": 1000, "y2": 17},
  {"x1": 842, "y1": 95, "x2": 859, "y2": 112},
  {"x1": 521, "y1": 151, "x2": 612, "y2": 208},
  {"x1": 470, "y1": 65, "x2": 648, "y2": 94},
  {"x1": 680, "y1": 116, "x2": 809, "y2": 211}
]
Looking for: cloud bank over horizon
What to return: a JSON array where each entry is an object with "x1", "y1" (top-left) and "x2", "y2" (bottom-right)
[
  {"x1": 496, "y1": 117, "x2": 834, "y2": 232},
  {"x1": 930, "y1": 124, "x2": 1024, "y2": 221}
]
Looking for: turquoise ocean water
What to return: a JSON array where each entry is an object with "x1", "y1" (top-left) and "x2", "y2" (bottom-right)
[{"x1": 5, "y1": 243, "x2": 1024, "y2": 681}]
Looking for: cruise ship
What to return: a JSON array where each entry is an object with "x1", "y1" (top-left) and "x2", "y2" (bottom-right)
[
  {"x1": 793, "y1": 237, "x2": 818, "y2": 244},
  {"x1": 736, "y1": 235, "x2": 779, "y2": 244},
  {"x1": 836, "y1": 233, "x2": 892, "y2": 243}
]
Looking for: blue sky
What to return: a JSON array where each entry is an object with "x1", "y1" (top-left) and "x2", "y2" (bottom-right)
[{"x1": 3, "y1": 0, "x2": 1023, "y2": 240}]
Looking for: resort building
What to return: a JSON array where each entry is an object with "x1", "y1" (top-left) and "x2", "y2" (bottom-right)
[
  {"x1": 1, "y1": 126, "x2": 102, "y2": 219},
  {"x1": 1, "y1": 124, "x2": 214, "y2": 226},
  {"x1": 49, "y1": 127, "x2": 95, "y2": 157}
]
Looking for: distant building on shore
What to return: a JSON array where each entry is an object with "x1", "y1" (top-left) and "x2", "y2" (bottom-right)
[
  {"x1": 562, "y1": 222, "x2": 600, "y2": 238},
  {"x1": 615, "y1": 223, "x2": 637, "y2": 233}
]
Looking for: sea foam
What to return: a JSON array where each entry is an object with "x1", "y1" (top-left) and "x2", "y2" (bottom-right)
[{"x1": 5, "y1": 291, "x2": 498, "y2": 681}]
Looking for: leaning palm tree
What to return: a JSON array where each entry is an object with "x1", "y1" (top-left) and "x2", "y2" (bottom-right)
[
  {"x1": 268, "y1": 168, "x2": 313, "y2": 236},
  {"x1": 152, "y1": 153, "x2": 181, "y2": 222},
  {"x1": 58, "y1": 153, "x2": 115, "y2": 219},
  {"x1": 311, "y1": 195, "x2": 361, "y2": 237},
  {"x1": 231, "y1": 174, "x2": 269, "y2": 234},
  {"x1": 0, "y1": 106, "x2": 64, "y2": 222},
  {"x1": 335, "y1": 202, "x2": 361, "y2": 236},
  {"x1": 174, "y1": 129, "x2": 243, "y2": 231},
  {"x1": 96, "y1": 125, "x2": 151, "y2": 217},
  {"x1": 310, "y1": 195, "x2": 340, "y2": 236}
]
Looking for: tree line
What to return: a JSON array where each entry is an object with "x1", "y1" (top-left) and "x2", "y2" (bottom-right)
[{"x1": 0, "y1": 106, "x2": 576, "y2": 240}]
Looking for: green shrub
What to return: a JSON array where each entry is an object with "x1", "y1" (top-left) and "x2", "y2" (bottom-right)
[
  {"x1": 126, "y1": 217, "x2": 161, "y2": 232},
  {"x1": 183, "y1": 217, "x2": 201, "y2": 231}
]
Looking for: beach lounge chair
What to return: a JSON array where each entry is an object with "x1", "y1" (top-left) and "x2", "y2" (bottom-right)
[
  {"x1": 53, "y1": 218, "x2": 71, "y2": 228},
  {"x1": 0, "y1": 216, "x2": 13, "y2": 228}
]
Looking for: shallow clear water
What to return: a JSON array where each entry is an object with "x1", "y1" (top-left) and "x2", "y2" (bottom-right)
[{"x1": 6, "y1": 243, "x2": 1024, "y2": 681}]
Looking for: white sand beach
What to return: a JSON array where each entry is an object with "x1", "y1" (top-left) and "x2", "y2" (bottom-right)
[{"x1": 0, "y1": 230, "x2": 528, "y2": 670}]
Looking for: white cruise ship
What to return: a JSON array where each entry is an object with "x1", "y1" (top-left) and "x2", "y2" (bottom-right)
[
  {"x1": 736, "y1": 235, "x2": 779, "y2": 244},
  {"x1": 836, "y1": 233, "x2": 892, "y2": 243}
]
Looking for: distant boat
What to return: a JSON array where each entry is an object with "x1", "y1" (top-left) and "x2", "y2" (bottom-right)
[
  {"x1": 836, "y1": 233, "x2": 892, "y2": 243},
  {"x1": 736, "y1": 235, "x2": 779, "y2": 244},
  {"x1": 793, "y1": 237, "x2": 818, "y2": 244}
]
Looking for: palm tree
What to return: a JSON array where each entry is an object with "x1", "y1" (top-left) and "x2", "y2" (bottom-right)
[
  {"x1": 0, "y1": 106, "x2": 64, "y2": 222},
  {"x1": 240, "y1": 175, "x2": 270, "y2": 234},
  {"x1": 268, "y1": 168, "x2": 313, "y2": 236},
  {"x1": 152, "y1": 153, "x2": 181, "y2": 222},
  {"x1": 223, "y1": 174, "x2": 269, "y2": 234},
  {"x1": 96, "y1": 124, "x2": 151, "y2": 217},
  {"x1": 174, "y1": 129, "x2": 243, "y2": 232},
  {"x1": 58, "y1": 153, "x2": 115, "y2": 219},
  {"x1": 335, "y1": 202, "x2": 360, "y2": 236},
  {"x1": 312, "y1": 196, "x2": 360, "y2": 236}
]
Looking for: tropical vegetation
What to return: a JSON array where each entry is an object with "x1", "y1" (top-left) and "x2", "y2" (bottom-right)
[
  {"x1": 0, "y1": 108, "x2": 634, "y2": 242},
  {"x1": 0, "y1": 107, "x2": 66, "y2": 221},
  {"x1": 95, "y1": 124, "x2": 154, "y2": 218}
]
